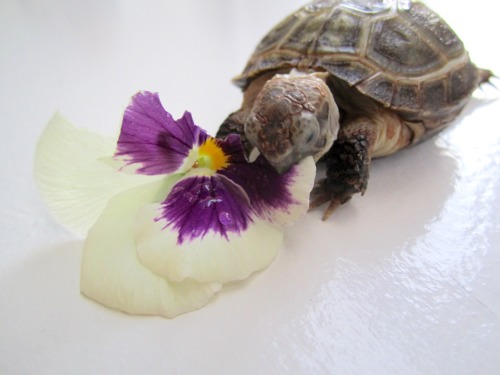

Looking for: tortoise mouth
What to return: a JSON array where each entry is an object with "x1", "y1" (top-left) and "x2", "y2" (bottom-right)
[{"x1": 258, "y1": 146, "x2": 298, "y2": 174}]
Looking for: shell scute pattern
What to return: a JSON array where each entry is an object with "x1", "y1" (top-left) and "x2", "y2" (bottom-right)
[
  {"x1": 315, "y1": 9, "x2": 364, "y2": 55},
  {"x1": 368, "y1": 16, "x2": 444, "y2": 76},
  {"x1": 235, "y1": 0, "x2": 479, "y2": 120},
  {"x1": 404, "y1": 2, "x2": 463, "y2": 57}
]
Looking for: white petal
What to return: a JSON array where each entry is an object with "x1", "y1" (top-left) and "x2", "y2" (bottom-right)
[
  {"x1": 265, "y1": 156, "x2": 316, "y2": 227},
  {"x1": 135, "y1": 204, "x2": 284, "y2": 284},
  {"x1": 35, "y1": 113, "x2": 162, "y2": 235},
  {"x1": 81, "y1": 179, "x2": 221, "y2": 318}
]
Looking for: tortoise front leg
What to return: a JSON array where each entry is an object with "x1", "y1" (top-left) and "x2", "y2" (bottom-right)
[
  {"x1": 216, "y1": 109, "x2": 254, "y2": 154},
  {"x1": 311, "y1": 111, "x2": 414, "y2": 219},
  {"x1": 310, "y1": 116, "x2": 376, "y2": 220}
]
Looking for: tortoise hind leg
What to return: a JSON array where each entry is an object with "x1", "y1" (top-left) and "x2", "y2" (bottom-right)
[{"x1": 310, "y1": 112, "x2": 413, "y2": 220}]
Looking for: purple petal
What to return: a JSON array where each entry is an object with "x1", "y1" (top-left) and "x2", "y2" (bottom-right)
[
  {"x1": 158, "y1": 174, "x2": 253, "y2": 244},
  {"x1": 217, "y1": 134, "x2": 248, "y2": 165},
  {"x1": 218, "y1": 155, "x2": 298, "y2": 218},
  {"x1": 115, "y1": 91, "x2": 208, "y2": 175}
]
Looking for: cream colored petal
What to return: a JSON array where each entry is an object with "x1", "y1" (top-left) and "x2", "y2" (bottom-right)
[
  {"x1": 263, "y1": 156, "x2": 316, "y2": 228},
  {"x1": 34, "y1": 113, "x2": 162, "y2": 235},
  {"x1": 135, "y1": 204, "x2": 284, "y2": 284},
  {"x1": 81, "y1": 179, "x2": 221, "y2": 318}
]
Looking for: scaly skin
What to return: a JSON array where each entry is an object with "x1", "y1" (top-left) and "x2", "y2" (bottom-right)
[
  {"x1": 217, "y1": 110, "x2": 251, "y2": 153},
  {"x1": 309, "y1": 117, "x2": 375, "y2": 220}
]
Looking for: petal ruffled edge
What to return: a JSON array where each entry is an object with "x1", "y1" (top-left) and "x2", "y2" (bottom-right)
[
  {"x1": 80, "y1": 178, "x2": 221, "y2": 318},
  {"x1": 34, "y1": 113, "x2": 161, "y2": 236},
  {"x1": 114, "y1": 91, "x2": 208, "y2": 176}
]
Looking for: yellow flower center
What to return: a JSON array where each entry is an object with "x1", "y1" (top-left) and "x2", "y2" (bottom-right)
[{"x1": 193, "y1": 137, "x2": 229, "y2": 171}]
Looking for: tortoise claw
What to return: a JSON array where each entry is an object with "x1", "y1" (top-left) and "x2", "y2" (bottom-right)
[
  {"x1": 309, "y1": 183, "x2": 330, "y2": 210},
  {"x1": 309, "y1": 179, "x2": 353, "y2": 220},
  {"x1": 321, "y1": 199, "x2": 343, "y2": 221}
]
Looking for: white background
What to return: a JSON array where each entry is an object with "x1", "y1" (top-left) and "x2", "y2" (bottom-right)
[{"x1": 1, "y1": 0, "x2": 499, "y2": 374}]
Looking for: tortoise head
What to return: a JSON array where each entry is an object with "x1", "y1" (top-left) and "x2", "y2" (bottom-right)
[{"x1": 244, "y1": 72, "x2": 339, "y2": 173}]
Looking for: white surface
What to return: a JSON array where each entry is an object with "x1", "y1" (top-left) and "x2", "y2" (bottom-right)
[{"x1": 1, "y1": 0, "x2": 499, "y2": 374}]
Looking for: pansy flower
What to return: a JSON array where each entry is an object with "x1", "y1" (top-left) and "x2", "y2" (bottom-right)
[{"x1": 35, "y1": 91, "x2": 315, "y2": 318}]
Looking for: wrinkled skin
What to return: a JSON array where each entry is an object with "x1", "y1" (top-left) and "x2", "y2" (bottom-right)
[{"x1": 244, "y1": 73, "x2": 340, "y2": 173}]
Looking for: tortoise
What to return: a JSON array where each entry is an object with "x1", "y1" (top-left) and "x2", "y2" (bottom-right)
[{"x1": 217, "y1": 0, "x2": 492, "y2": 219}]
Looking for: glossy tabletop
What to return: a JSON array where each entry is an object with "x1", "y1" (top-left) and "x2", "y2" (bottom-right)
[{"x1": 1, "y1": 0, "x2": 499, "y2": 373}]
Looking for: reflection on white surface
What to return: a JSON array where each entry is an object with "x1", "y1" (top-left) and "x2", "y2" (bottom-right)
[{"x1": 0, "y1": 0, "x2": 499, "y2": 374}]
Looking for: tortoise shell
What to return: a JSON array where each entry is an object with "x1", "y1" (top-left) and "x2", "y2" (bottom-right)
[{"x1": 234, "y1": 0, "x2": 479, "y2": 120}]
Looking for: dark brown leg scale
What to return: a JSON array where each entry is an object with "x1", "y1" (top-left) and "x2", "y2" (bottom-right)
[
  {"x1": 310, "y1": 117, "x2": 375, "y2": 220},
  {"x1": 216, "y1": 110, "x2": 253, "y2": 154}
]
